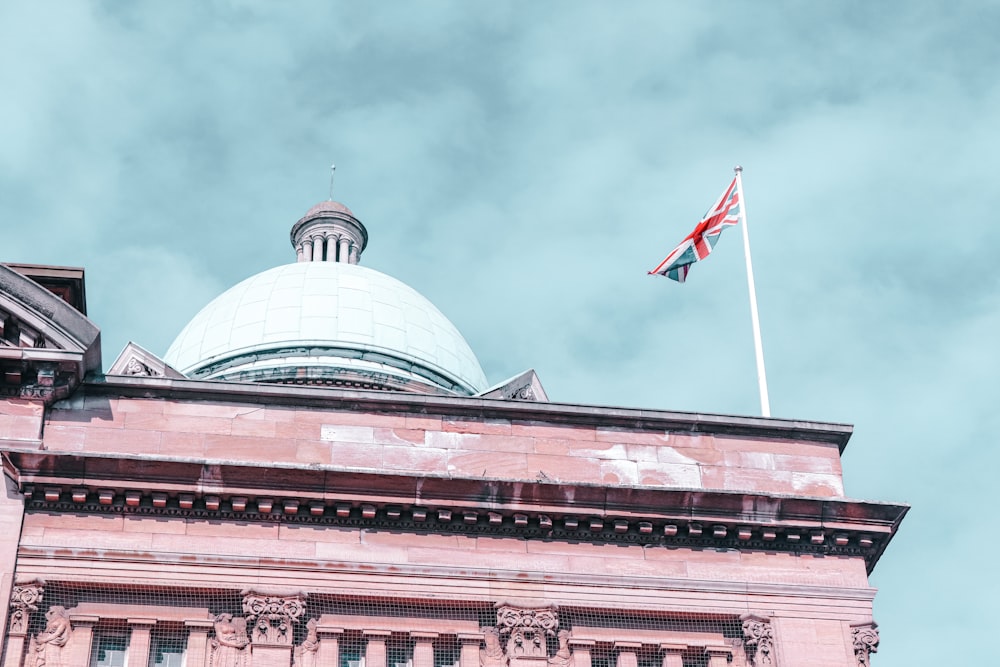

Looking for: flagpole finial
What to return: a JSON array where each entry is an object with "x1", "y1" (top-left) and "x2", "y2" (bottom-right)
[
  {"x1": 328, "y1": 164, "x2": 336, "y2": 201},
  {"x1": 734, "y1": 165, "x2": 743, "y2": 174}
]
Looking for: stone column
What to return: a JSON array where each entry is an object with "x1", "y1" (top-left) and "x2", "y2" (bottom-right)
[
  {"x1": 458, "y1": 633, "x2": 483, "y2": 667},
  {"x1": 660, "y1": 644, "x2": 685, "y2": 667},
  {"x1": 614, "y1": 642, "x2": 641, "y2": 667},
  {"x1": 184, "y1": 620, "x2": 214, "y2": 667},
  {"x1": 4, "y1": 581, "x2": 44, "y2": 667},
  {"x1": 704, "y1": 646, "x2": 732, "y2": 667},
  {"x1": 68, "y1": 614, "x2": 100, "y2": 667},
  {"x1": 348, "y1": 245, "x2": 360, "y2": 264},
  {"x1": 296, "y1": 244, "x2": 305, "y2": 262},
  {"x1": 127, "y1": 618, "x2": 157, "y2": 667},
  {"x1": 316, "y1": 626, "x2": 344, "y2": 667},
  {"x1": 412, "y1": 632, "x2": 437, "y2": 667},
  {"x1": 364, "y1": 631, "x2": 391, "y2": 667},
  {"x1": 338, "y1": 237, "x2": 350, "y2": 263},
  {"x1": 308, "y1": 237, "x2": 319, "y2": 262},
  {"x1": 568, "y1": 639, "x2": 595, "y2": 667}
]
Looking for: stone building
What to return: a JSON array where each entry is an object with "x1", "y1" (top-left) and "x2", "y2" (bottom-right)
[{"x1": 0, "y1": 199, "x2": 906, "y2": 667}]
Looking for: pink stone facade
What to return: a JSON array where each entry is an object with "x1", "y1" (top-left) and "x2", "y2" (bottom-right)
[{"x1": 0, "y1": 378, "x2": 904, "y2": 667}]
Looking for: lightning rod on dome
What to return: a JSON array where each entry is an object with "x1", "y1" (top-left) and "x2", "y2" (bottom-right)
[{"x1": 329, "y1": 164, "x2": 336, "y2": 201}]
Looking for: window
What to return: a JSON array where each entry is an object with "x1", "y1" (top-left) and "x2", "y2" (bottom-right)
[
  {"x1": 149, "y1": 633, "x2": 186, "y2": 667},
  {"x1": 91, "y1": 635, "x2": 128, "y2": 667}
]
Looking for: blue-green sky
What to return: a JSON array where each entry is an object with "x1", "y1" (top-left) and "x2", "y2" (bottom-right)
[{"x1": 3, "y1": 2, "x2": 997, "y2": 663}]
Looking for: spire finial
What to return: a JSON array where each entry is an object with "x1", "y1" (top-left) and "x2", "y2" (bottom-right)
[{"x1": 328, "y1": 164, "x2": 336, "y2": 200}]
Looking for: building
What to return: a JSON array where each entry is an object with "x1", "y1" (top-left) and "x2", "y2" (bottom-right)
[{"x1": 0, "y1": 199, "x2": 906, "y2": 667}]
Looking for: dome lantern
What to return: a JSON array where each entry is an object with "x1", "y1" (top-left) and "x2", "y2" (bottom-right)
[
  {"x1": 165, "y1": 196, "x2": 488, "y2": 396},
  {"x1": 290, "y1": 200, "x2": 368, "y2": 264}
]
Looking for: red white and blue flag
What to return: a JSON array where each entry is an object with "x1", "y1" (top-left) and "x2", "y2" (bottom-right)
[{"x1": 648, "y1": 176, "x2": 741, "y2": 282}]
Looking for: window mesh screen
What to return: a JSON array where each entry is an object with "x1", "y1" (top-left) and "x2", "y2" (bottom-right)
[{"x1": 11, "y1": 583, "x2": 748, "y2": 667}]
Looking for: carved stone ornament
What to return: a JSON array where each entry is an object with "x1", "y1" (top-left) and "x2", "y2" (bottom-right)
[
  {"x1": 495, "y1": 603, "x2": 559, "y2": 659},
  {"x1": 508, "y1": 384, "x2": 537, "y2": 401},
  {"x1": 123, "y1": 356, "x2": 157, "y2": 377},
  {"x1": 480, "y1": 627, "x2": 508, "y2": 667},
  {"x1": 26, "y1": 606, "x2": 71, "y2": 667},
  {"x1": 8, "y1": 582, "x2": 44, "y2": 635},
  {"x1": 547, "y1": 630, "x2": 573, "y2": 667},
  {"x1": 293, "y1": 618, "x2": 319, "y2": 667},
  {"x1": 741, "y1": 614, "x2": 775, "y2": 666},
  {"x1": 242, "y1": 592, "x2": 306, "y2": 646},
  {"x1": 851, "y1": 622, "x2": 879, "y2": 667},
  {"x1": 210, "y1": 613, "x2": 250, "y2": 667}
]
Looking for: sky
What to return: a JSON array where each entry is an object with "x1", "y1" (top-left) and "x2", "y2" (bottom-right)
[{"x1": 2, "y1": 1, "x2": 997, "y2": 663}]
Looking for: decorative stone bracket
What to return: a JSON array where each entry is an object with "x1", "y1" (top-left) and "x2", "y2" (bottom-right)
[
  {"x1": 740, "y1": 614, "x2": 775, "y2": 666},
  {"x1": 851, "y1": 622, "x2": 879, "y2": 667}
]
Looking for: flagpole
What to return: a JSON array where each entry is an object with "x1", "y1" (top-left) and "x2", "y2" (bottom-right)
[{"x1": 734, "y1": 165, "x2": 771, "y2": 417}]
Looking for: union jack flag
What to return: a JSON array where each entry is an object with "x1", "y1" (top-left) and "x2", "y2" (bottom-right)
[{"x1": 648, "y1": 176, "x2": 741, "y2": 282}]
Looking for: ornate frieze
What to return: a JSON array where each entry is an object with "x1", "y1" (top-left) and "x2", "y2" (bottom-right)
[
  {"x1": 740, "y1": 615, "x2": 775, "y2": 666},
  {"x1": 851, "y1": 622, "x2": 879, "y2": 667},
  {"x1": 242, "y1": 592, "x2": 306, "y2": 645},
  {"x1": 20, "y1": 482, "x2": 886, "y2": 567},
  {"x1": 8, "y1": 581, "x2": 44, "y2": 636}
]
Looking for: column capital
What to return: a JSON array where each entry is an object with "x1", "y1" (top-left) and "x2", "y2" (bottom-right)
[
  {"x1": 8, "y1": 581, "x2": 44, "y2": 636},
  {"x1": 851, "y1": 622, "x2": 879, "y2": 667}
]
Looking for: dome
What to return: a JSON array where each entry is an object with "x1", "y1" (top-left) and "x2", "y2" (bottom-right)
[
  {"x1": 163, "y1": 262, "x2": 489, "y2": 395},
  {"x1": 301, "y1": 200, "x2": 355, "y2": 218}
]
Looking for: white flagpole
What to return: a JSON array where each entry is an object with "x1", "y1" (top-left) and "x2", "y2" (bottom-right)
[{"x1": 734, "y1": 165, "x2": 771, "y2": 417}]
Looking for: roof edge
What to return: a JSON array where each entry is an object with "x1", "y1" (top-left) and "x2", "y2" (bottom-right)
[{"x1": 81, "y1": 374, "x2": 854, "y2": 451}]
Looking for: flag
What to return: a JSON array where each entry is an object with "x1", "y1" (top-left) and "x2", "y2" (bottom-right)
[{"x1": 648, "y1": 176, "x2": 741, "y2": 282}]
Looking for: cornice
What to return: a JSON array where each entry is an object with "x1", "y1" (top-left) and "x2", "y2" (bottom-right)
[
  {"x1": 16, "y1": 545, "x2": 879, "y2": 605},
  {"x1": 4, "y1": 450, "x2": 906, "y2": 574},
  {"x1": 80, "y1": 375, "x2": 854, "y2": 451}
]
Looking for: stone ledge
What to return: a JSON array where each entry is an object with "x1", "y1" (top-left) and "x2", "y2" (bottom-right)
[
  {"x1": 9, "y1": 450, "x2": 907, "y2": 574},
  {"x1": 81, "y1": 376, "x2": 854, "y2": 451}
]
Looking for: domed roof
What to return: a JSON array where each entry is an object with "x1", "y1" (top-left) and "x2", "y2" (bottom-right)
[
  {"x1": 163, "y1": 262, "x2": 488, "y2": 395},
  {"x1": 301, "y1": 200, "x2": 355, "y2": 219}
]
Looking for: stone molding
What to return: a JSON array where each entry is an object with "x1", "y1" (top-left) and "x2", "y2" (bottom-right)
[
  {"x1": 8, "y1": 581, "x2": 44, "y2": 636},
  {"x1": 86, "y1": 375, "x2": 854, "y2": 450},
  {"x1": 850, "y1": 622, "x2": 879, "y2": 667},
  {"x1": 17, "y1": 479, "x2": 892, "y2": 568},
  {"x1": 740, "y1": 614, "x2": 775, "y2": 666}
]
